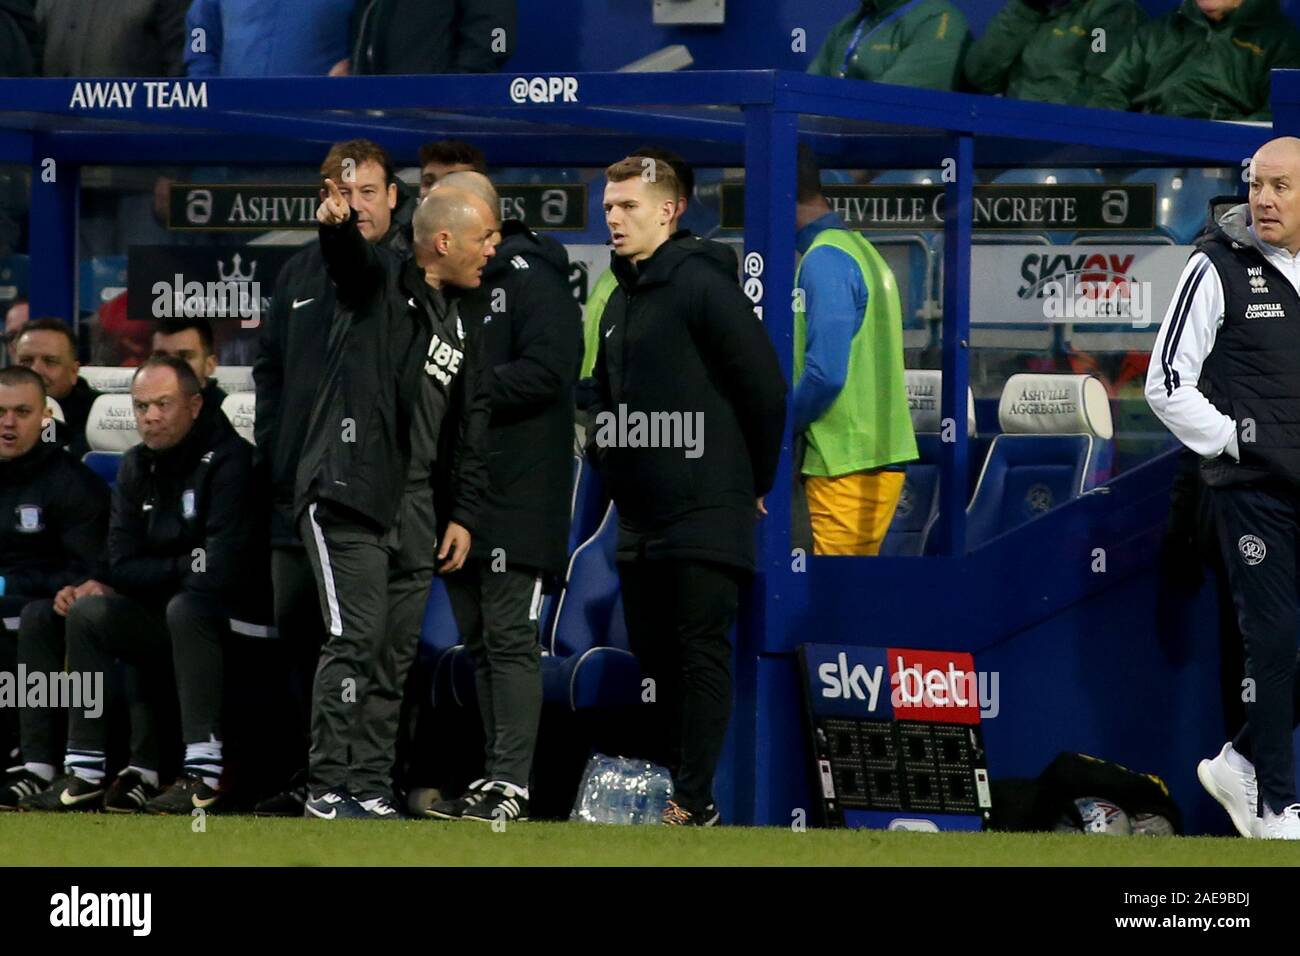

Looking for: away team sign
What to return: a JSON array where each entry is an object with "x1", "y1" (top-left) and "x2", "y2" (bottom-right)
[
  {"x1": 68, "y1": 81, "x2": 208, "y2": 110},
  {"x1": 168, "y1": 183, "x2": 587, "y2": 231},
  {"x1": 720, "y1": 183, "x2": 1156, "y2": 231}
]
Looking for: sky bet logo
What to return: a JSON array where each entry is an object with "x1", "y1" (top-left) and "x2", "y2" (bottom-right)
[{"x1": 811, "y1": 646, "x2": 997, "y2": 722}]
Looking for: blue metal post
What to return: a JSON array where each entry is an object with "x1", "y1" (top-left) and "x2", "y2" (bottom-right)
[
  {"x1": 740, "y1": 104, "x2": 797, "y2": 826},
  {"x1": 28, "y1": 135, "x2": 78, "y2": 329},
  {"x1": 935, "y1": 133, "x2": 973, "y2": 556}
]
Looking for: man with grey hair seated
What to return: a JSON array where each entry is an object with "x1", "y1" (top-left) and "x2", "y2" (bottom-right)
[{"x1": 294, "y1": 178, "x2": 495, "y2": 819}]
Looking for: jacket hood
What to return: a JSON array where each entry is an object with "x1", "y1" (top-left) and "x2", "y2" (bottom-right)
[
  {"x1": 483, "y1": 218, "x2": 571, "y2": 280},
  {"x1": 611, "y1": 230, "x2": 738, "y2": 290},
  {"x1": 385, "y1": 189, "x2": 416, "y2": 256},
  {"x1": 1180, "y1": 0, "x2": 1280, "y2": 28},
  {"x1": 1200, "y1": 201, "x2": 1254, "y2": 247}
]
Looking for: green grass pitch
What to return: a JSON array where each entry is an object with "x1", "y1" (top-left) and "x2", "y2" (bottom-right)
[{"x1": 3, "y1": 815, "x2": 1299, "y2": 865}]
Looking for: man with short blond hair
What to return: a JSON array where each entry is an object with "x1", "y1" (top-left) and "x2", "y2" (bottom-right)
[{"x1": 587, "y1": 155, "x2": 786, "y2": 826}]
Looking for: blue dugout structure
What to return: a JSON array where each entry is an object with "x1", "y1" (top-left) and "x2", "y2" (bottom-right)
[{"x1": 0, "y1": 70, "x2": 1293, "y2": 832}]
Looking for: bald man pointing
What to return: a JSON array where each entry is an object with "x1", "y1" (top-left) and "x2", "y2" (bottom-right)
[
  {"x1": 295, "y1": 179, "x2": 495, "y2": 819},
  {"x1": 1148, "y1": 136, "x2": 1300, "y2": 839}
]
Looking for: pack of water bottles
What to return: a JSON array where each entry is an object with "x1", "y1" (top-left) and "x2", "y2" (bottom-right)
[{"x1": 570, "y1": 754, "x2": 673, "y2": 825}]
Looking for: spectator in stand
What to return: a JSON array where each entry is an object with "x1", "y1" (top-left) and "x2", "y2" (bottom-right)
[
  {"x1": 1086, "y1": 0, "x2": 1300, "y2": 120},
  {"x1": 37, "y1": 0, "x2": 187, "y2": 77},
  {"x1": 348, "y1": 0, "x2": 516, "y2": 75},
  {"x1": 964, "y1": 0, "x2": 1145, "y2": 106},
  {"x1": 0, "y1": 0, "x2": 37, "y2": 76},
  {"x1": 186, "y1": 0, "x2": 355, "y2": 77},
  {"x1": 808, "y1": 0, "x2": 970, "y2": 91},
  {"x1": 14, "y1": 318, "x2": 99, "y2": 458}
]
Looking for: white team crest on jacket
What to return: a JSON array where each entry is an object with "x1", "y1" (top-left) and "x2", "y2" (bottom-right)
[
  {"x1": 1239, "y1": 534, "x2": 1266, "y2": 566},
  {"x1": 181, "y1": 489, "x2": 197, "y2": 519},
  {"x1": 1248, "y1": 267, "x2": 1270, "y2": 294},
  {"x1": 15, "y1": 504, "x2": 42, "y2": 533}
]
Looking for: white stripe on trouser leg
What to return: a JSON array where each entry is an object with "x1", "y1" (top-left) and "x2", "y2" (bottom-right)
[
  {"x1": 529, "y1": 576, "x2": 543, "y2": 623},
  {"x1": 308, "y1": 503, "x2": 344, "y2": 637}
]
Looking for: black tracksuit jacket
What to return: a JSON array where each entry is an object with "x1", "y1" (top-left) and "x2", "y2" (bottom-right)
[
  {"x1": 294, "y1": 210, "x2": 489, "y2": 537},
  {"x1": 110, "y1": 408, "x2": 266, "y2": 614},
  {"x1": 254, "y1": 197, "x2": 413, "y2": 547},
  {"x1": 457, "y1": 219, "x2": 582, "y2": 579},
  {"x1": 0, "y1": 440, "x2": 109, "y2": 597},
  {"x1": 588, "y1": 234, "x2": 787, "y2": 573}
]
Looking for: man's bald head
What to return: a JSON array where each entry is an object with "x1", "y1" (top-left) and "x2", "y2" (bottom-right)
[
  {"x1": 412, "y1": 186, "x2": 497, "y2": 290},
  {"x1": 1249, "y1": 137, "x2": 1300, "y2": 254},
  {"x1": 434, "y1": 170, "x2": 500, "y2": 219}
]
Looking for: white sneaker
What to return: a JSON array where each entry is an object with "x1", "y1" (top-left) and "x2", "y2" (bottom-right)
[
  {"x1": 1196, "y1": 742, "x2": 1260, "y2": 838},
  {"x1": 1260, "y1": 803, "x2": 1300, "y2": 840}
]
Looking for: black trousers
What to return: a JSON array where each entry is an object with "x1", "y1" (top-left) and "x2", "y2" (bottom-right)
[
  {"x1": 64, "y1": 592, "x2": 228, "y2": 771},
  {"x1": 617, "y1": 557, "x2": 742, "y2": 814},
  {"x1": 1210, "y1": 481, "x2": 1300, "y2": 813},
  {"x1": 271, "y1": 546, "x2": 327, "y2": 780},
  {"x1": 300, "y1": 491, "x2": 435, "y2": 800},
  {"x1": 445, "y1": 559, "x2": 543, "y2": 788},
  {"x1": 0, "y1": 595, "x2": 37, "y2": 758}
]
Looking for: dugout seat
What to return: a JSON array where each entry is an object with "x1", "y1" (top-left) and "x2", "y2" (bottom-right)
[
  {"x1": 965, "y1": 373, "x2": 1113, "y2": 550},
  {"x1": 85, "y1": 393, "x2": 139, "y2": 453},
  {"x1": 222, "y1": 391, "x2": 256, "y2": 444},
  {"x1": 79, "y1": 366, "x2": 136, "y2": 394},
  {"x1": 543, "y1": 502, "x2": 639, "y2": 711},
  {"x1": 880, "y1": 370, "x2": 977, "y2": 557}
]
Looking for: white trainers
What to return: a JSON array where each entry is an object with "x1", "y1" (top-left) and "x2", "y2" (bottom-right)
[
  {"x1": 1260, "y1": 803, "x2": 1300, "y2": 840},
  {"x1": 1196, "y1": 742, "x2": 1260, "y2": 838}
]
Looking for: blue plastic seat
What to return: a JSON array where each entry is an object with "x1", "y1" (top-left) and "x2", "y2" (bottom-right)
[
  {"x1": 542, "y1": 502, "x2": 639, "y2": 711},
  {"x1": 81, "y1": 450, "x2": 122, "y2": 487},
  {"x1": 964, "y1": 373, "x2": 1113, "y2": 550}
]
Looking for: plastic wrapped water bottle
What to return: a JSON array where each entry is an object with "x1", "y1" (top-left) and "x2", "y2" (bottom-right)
[{"x1": 570, "y1": 753, "x2": 673, "y2": 825}]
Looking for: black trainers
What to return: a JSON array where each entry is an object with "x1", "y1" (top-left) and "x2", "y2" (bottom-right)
[
  {"x1": 354, "y1": 794, "x2": 404, "y2": 820},
  {"x1": 103, "y1": 769, "x2": 163, "y2": 814},
  {"x1": 462, "y1": 781, "x2": 529, "y2": 824},
  {"x1": 254, "y1": 773, "x2": 308, "y2": 817},
  {"x1": 423, "y1": 778, "x2": 488, "y2": 820},
  {"x1": 18, "y1": 772, "x2": 103, "y2": 812},
  {"x1": 662, "y1": 799, "x2": 719, "y2": 827},
  {"x1": 143, "y1": 775, "x2": 222, "y2": 815},
  {"x1": 304, "y1": 789, "x2": 367, "y2": 820},
  {"x1": 0, "y1": 767, "x2": 51, "y2": 810}
]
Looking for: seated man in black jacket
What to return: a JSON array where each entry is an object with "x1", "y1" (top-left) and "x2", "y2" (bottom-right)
[
  {"x1": 296, "y1": 179, "x2": 491, "y2": 819},
  {"x1": 0, "y1": 367, "x2": 109, "y2": 805},
  {"x1": 20, "y1": 357, "x2": 264, "y2": 814},
  {"x1": 13, "y1": 318, "x2": 100, "y2": 458}
]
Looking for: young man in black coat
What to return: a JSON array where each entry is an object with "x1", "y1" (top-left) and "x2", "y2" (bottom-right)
[
  {"x1": 589, "y1": 157, "x2": 787, "y2": 826},
  {"x1": 419, "y1": 171, "x2": 581, "y2": 823},
  {"x1": 252, "y1": 139, "x2": 413, "y2": 816},
  {"x1": 20, "y1": 357, "x2": 266, "y2": 814},
  {"x1": 0, "y1": 367, "x2": 109, "y2": 807},
  {"x1": 296, "y1": 179, "x2": 493, "y2": 819}
]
